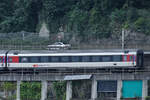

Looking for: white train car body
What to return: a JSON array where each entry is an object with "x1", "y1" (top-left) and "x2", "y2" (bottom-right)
[{"x1": 4, "y1": 49, "x2": 143, "y2": 69}]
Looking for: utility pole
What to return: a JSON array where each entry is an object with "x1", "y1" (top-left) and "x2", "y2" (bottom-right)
[{"x1": 122, "y1": 28, "x2": 125, "y2": 49}]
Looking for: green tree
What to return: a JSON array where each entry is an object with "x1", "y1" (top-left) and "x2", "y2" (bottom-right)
[
  {"x1": 12, "y1": 0, "x2": 42, "y2": 32},
  {"x1": 0, "y1": 0, "x2": 15, "y2": 32},
  {"x1": 20, "y1": 82, "x2": 41, "y2": 100},
  {"x1": 0, "y1": 0, "x2": 150, "y2": 42},
  {"x1": 53, "y1": 81, "x2": 66, "y2": 100},
  {"x1": 1, "y1": 82, "x2": 16, "y2": 100}
]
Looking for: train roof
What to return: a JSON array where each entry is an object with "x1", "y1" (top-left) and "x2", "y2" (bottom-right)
[
  {"x1": 4, "y1": 49, "x2": 140, "y2": 54},
  {"x1": 0, "y1": 50, "x2": 8, "y2": 54}
]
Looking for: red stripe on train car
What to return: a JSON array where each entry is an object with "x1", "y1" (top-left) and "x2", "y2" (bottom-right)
[
  {"x1": 122, "y1": 55, "x2": 124, "y2": 62},
  {"x1": 9, "y1": 56, "x2": 19, "y2": 63},
  {"x1": 127, "y1": 55, "x2": 130, "y2": 62}
]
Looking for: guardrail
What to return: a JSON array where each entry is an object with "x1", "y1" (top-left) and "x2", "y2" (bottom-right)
[
  {"x1": 1, "y1": 44, "x2": 150, "y2": 50},
  {"x1": 0, "y1": 69, "x2": 150, "y2": 81}
]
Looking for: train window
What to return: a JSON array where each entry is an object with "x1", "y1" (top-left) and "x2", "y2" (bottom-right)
[
  {"x1": 30, "y1": 57, "x2": 39, "y2": 62},
  {"x1": 123, "y1": 55, "x2": 127, "y2": 61},
  {"x1": 0, "y1": 57, "x2": 2, "y2": 63},
  {"x1": 61, "y1": 56, "x2": 70, "y2": 62},
  {"x1": 51, "y1": 56, "x2": 60, "y2": 62},
  {"x1": 9, "y1": 57, "x2": 13, "y2": 62},
  {"x1": 102, "y1": 56, "x2": 112, "y2": 62},
  {"x1": 113, "y1": 55, "x2": 122, "y2": 62},
  {"x1": 21, "y1": 57, "x2": 28, "y2": 62},
  {"x1": 130, "y1": 55, "x2": 133, "y2": 61},
  {"x1": 82, "y1": 56, "x2": 90, "y2": 62},
  {"x1": 91, "y1": 56, "x2": 101, "y2": 62},
  {"x1": 71, "y1": 56, "x2": 80, "y2": 62},
  {"x1": 41, "y1": 56, "x2": 49, "y2": 62}
]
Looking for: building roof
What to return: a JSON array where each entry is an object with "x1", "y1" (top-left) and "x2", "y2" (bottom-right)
[{"x1": 64, "y1": 75, "x2": 92, "y2": 80}]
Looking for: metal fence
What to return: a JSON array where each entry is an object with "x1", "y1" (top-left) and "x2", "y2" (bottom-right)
[{"x1": 0, "y1": 31, "x2": 150, "y2": 50}]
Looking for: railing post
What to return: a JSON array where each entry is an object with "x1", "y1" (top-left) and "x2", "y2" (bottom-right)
[
  {"x1": 41, "y1": 81, "x2": 47, "y2": 100},
  {"x1": 91, "y1": 78, "x2": 97, "y2": 100},
  {"x1": 17, "y1": 81, "x2": 21, "y2": 100},
  {"x1": 142, "y1": 80, "x2": 148, "y2": 100},
  {"x1": 117, "y1": 80, "x2": 122, "y2": 100},
  {"x1": 66, "y1": 81, "x2": 72, "y2": 100}
]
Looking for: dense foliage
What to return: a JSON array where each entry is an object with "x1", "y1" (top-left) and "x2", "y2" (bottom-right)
[
  {"x1": 0, "y1": 81, "x2": 66, "y2": 100},
  {"x1": 0, "y1": 0, "x2": 150, "y2": 41},
  {"x1": 53, "y1": 81, "x2": 66, "y2": 100},
  {"x1": 20, "y1": 82, "x2": 41, "y2": 100},
  {"x1": 0, "y1": 82, "x2": 16, "y2": 100}
]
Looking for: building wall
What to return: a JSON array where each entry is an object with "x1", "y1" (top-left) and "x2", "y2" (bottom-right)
[{"x1": 122, "y1": 80, "x2": 143, "y2": 98}]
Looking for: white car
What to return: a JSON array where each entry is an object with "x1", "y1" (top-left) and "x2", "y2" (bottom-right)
[{"x1": 47, "y1": 42, "x2": 71, "y2": 50}]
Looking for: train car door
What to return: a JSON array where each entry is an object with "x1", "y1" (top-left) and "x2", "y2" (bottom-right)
[
  {"x1": 0, "y1": 56, "x2": 4, "y2": 68},
  {"x1": 123, "y1": 54, "x2": 135, "y2": 66},
  {"x1": 136, "y1": 50, "x2": 144, "y2": 68},
  {"x1": 7, "y1": 56, "x2": 19, "y2": 68},
  {"x1": 128, "y1": 55, "x2": 135, "y2": 65}
]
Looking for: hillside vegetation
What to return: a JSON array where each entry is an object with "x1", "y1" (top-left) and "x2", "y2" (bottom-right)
[{"x1": 0, "y1": 0, "x2": 150, "y2": 42}]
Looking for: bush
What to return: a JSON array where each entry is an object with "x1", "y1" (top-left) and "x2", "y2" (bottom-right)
[
  {"x1": 146, "y1": 96, "x2": 150, "y2": 100},
  {"x1": 134, "y1": 17, "x2": 150, "y2": 35}
]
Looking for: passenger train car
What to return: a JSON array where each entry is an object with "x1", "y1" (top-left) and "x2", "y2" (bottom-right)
[
  {"x1": 0, "y1": 50, "x2": 7, "y2": 69},
  {"x1": 0, "y1": 49, "x2": 144, "y2": 70}
]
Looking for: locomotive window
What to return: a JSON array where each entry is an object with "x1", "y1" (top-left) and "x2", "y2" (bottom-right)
[
  {"x1": 41, "y1": 56, "x2": 49, "y2": 62},
  {"x1": 71, "y1": 56, "x2": 80, "y2": 62},
  {"x1": 102, "y1": 56, "x2": 112, "y2": 62},
  {"x1": 82, "y1": 56, "x2": 90, "y2": 62},
  {"x1": 21, "y1": 57, "x2": 28, "y2": 62},
  {"x1": 61, "y1": 56, "x2": 70, "y2": 62},
  {"x1": 91, "y1": 56, "x2": 101, "y2": 62},
  {"x1": 113, "y1": 55, "x2": 122, "y2": 61},
  {"x1": 30, "y1": 57, "x2": 39, "y2": 62},
  {"x1": 51, "y1": 56, "x2": 60, "y2": 62}
]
